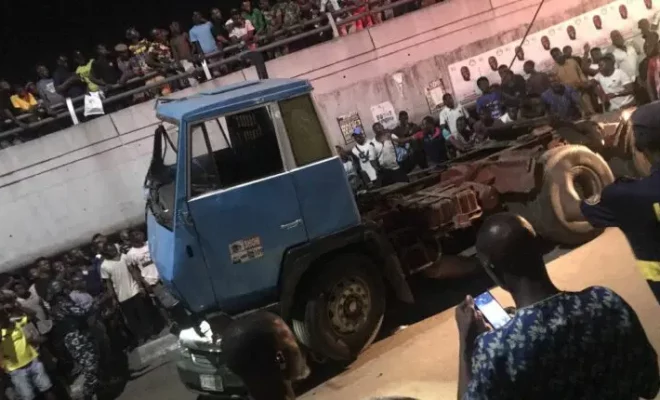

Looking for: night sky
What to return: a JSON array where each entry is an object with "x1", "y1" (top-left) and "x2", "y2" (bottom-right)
[{"x1": 0, "y1": 0, "x2": 241, "y2": 83}]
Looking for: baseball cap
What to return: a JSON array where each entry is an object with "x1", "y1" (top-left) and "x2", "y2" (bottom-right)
[{"x1": 352, "y1": 126, "x2": 364, "y2": 136}]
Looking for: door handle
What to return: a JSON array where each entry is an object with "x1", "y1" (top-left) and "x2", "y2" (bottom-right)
[{"x1": 280, "y1": 219, "x2": 303, "y2": 230}]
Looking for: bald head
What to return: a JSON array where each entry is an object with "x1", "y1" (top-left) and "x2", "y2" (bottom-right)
[
  {"x1": 476, "y1": 213, "x2": 544, "y2": 277},
  {"x1": 610, "y1": 30, "x2": 625, "y2": 47}
]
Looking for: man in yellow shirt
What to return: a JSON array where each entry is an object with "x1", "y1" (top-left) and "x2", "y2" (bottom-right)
[
  {"x1": 9, "y1": 85, "x2": 38, "y2": 113},
  {"x1": 73, "y1": 51, "x2": 101, "y2": 93},
  {"x1": 551, "y1": 47, "x2": 596, "y2": 115},
  {"x1": 0, "y1": 309, "x2": 55, "y2": 400}
]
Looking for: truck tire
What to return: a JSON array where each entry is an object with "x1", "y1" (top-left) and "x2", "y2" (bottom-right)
[
  {"x1": 292, "y1": 253, "x2": 386, "y2": 361},
  {"x1": 509, "y1": 145, "x2": 614, "y2": 245}
]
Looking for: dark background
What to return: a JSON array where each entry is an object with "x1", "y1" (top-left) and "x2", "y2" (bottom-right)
[{"x1": 0, "y1": 0, "x2": 241, "y2": 83}]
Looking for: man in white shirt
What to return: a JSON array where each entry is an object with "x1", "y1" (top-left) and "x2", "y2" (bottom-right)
[
  {"x1": 227, "y1": 14, "x2": 255, "y2": 42},
  {"x1": 351, "y1": 127, "x2": 379, "y2": 185},
  {"x1": 593, "y1": 54, "x2": 635, "y2": 112},
  {"x1": 100, "y1": 242, "x2": 153, "y2": 343},
  {"x1": 125, "y1": 231, "x2": 160, "y2": 288},
  {"x1": 372, "y1": 125, "x2": 409, "y2": 186},
  {"x1": 126, "y1": 230, "x2": 184, "y2": 332},
  {"x1": 438, "y1": 93, "x2": 469, "y2": 136},
  {"x1": 610, "y1": 30, "x2": 641, "y2": 81}
]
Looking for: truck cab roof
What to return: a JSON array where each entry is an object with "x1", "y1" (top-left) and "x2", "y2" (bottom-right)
[{"x1": 155, "y1": 78, "x2": 312, "y2": 123}]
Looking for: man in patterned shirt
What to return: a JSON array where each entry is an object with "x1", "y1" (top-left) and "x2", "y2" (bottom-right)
[
  {"x1": 456, "y1": 212, "x2": 659, "y2": 400},
  {"x1": 274, "y1": 0, "x2": 301, "y2": 36}
]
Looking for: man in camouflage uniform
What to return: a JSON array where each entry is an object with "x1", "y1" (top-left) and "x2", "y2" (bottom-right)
[
  {"x1": 272, "y1": 0, "x2": 301, "y2": 54},
  {"x1": 275, "y1": 0, "x2": 302, "y2": 31},
  {"x1": 47, "y1": 281, "x2": 99, "y2": 400},
  {"x1": 260, "y1": 0, "x2": 278, "y2": 34}
]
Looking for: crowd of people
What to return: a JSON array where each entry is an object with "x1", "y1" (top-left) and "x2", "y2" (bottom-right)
[
  {"x1": 0, "y1": 0, "x2": 439, "y2": 148},
  {"x1": 0, "y1": 228, "x2": 184, "y2": 400},
  {"x1": 2, "y1": 9, "x2": 660, "y2": 400},
  {"x1": 337, "y1": 18, "x2": 660, "y2": 191}
]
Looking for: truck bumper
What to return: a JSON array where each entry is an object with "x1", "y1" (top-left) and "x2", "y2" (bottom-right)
[{"x1": 176, "y1": 355, "x2": 248, "y2": 399}]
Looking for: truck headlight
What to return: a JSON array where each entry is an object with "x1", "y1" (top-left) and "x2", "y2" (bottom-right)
[
  {"x1": 179, "y1": 345, "x2": 191, "y2": 359},
  {"x1": 621, "y1": 109, "x2": 632, "y2": 121},
  {"x1": 178, "y1": 320, "x2": 217, "y2": 353}
]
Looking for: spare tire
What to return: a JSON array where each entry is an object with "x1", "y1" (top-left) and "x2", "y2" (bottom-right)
[{"x1": 509, "y1": 145, "x2": 614, "y2": 245}]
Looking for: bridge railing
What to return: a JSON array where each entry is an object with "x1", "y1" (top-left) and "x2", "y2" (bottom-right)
[{"x1": 0, "y1": 0, "x2": 425, "y2": 141}]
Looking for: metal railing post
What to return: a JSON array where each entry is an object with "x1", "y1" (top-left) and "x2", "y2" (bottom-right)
[
  {"x1": 245, "y1": 51, "x2": 269, "y2": 79},
  {"x1": 327, "y1": 12, "x2": 340, "y2": 38},
  {"x1": 201, "y1": 60, "x2": 213, "y2": 80},
  {"x1": 65, "y1": 98, "x2": 79, "y2": 125}
]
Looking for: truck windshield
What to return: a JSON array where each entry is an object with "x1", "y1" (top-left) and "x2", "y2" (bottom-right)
[
  {"x1": 146, "y1": 106, "x2": 286, "y2": 228},
  {"x1": 146, "y1": 96, "x2": 332, "y2": 228},
  {"x1": 189, "y1": 106, "x2": 285, "y2": 198}
]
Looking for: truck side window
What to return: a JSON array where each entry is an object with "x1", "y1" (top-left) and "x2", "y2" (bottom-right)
[
  {"x1": 189, "y1": 107, "x2": 285, "y2": 198},
  {"x1": 279, "y1": 95, "x2": 332, "y2": 167}
]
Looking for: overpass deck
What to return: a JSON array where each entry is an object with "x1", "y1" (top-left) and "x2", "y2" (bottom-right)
[{"x1": 300, "y1": 229, "x2": 660, "y2": 400}]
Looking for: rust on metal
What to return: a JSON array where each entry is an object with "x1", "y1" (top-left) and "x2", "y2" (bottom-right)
[{"x1": 397, "y1": 182, "x2": 482, "y2": 230}]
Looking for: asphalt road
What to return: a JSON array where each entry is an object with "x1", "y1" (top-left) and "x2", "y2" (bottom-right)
[{"x1": 115, "y1": 245, "x2": 571, "y2": 400}]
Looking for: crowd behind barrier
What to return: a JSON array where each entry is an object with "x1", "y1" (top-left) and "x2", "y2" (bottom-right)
[
  {"x1": 1, "y1": 8, "x2": 660, "y2": 399},
  {"x1": 0, "y1": 0, "x2": 433, "y2": 146}
]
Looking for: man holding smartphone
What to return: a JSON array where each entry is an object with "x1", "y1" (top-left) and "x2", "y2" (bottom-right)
[{"x1": 456, "y1": 213, "x2": 659, "y2": 400}]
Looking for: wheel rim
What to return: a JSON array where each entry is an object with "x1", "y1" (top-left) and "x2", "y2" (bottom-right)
[
  {"x1": 563, "y1": 165, "x2": 602, "y2": 222},
  {"x1": 327, "y1": 275, "x2": 372, "y2": 336}
]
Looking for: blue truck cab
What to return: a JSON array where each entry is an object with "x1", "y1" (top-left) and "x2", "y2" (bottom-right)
[{"x1": 144, "y1": 79, "x2": 412, "y2": 397}]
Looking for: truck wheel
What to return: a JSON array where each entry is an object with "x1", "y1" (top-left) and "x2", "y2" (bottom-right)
[
  {"x1": 509, "y1": 146, "x2": 614, "y2": 245},
  {"x1": 292, "y1": 254, "x2": 385, "y2": 361}
]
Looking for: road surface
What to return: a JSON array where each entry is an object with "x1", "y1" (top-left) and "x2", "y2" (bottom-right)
[{"x1": 116, "y1": 229, "x2": 659, "y2": 400}]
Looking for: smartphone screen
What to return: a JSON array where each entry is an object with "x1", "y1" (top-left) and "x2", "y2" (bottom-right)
[{"x1": 474, "y1": 291, "x2": 511, "y2": 329}]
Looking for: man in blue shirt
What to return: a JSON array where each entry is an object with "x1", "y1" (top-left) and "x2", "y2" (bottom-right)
[
  {"x1": 457, "y1": 213, "x2": 659, "y2": 400},
  {"x1": 541, "y1": 72, "x2": 583, "y2": 120},
  {"x1": 475, "y1": 77, "x2": 503, "y2": 120},
  {"x1": 190, "y1": 11, "x2": 219, "y2": 56},
  {"x1": 581, "y1": 102, "x2": 660, "y2": 303}
]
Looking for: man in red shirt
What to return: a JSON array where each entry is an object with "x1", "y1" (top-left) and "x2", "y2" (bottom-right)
[{"x1": 645, "y1": 33, "x2": 660, "y2": 101}]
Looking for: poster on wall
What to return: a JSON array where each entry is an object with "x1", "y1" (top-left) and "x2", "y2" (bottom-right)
[
  {"x1": 337, "y1": 112, "x2": 364, "y2": 144},
  {"x1": 424, "y1": 79, "x2": 447, "y2": 112},
  {"x1": 370, "y1": 102, "x2": 397, "y2": 130},
  {"x1": 447, "y1": 0, "x2": 658, "y2": 103}
]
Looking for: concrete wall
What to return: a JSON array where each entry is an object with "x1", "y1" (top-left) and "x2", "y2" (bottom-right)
[{"x1": 0, "y1": 0, "x2": 622, "y2": 271}]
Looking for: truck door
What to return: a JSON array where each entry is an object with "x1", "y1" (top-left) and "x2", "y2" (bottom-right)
[{"x1": 185, "y1": 106, "x2": 308, "y2": 313}]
